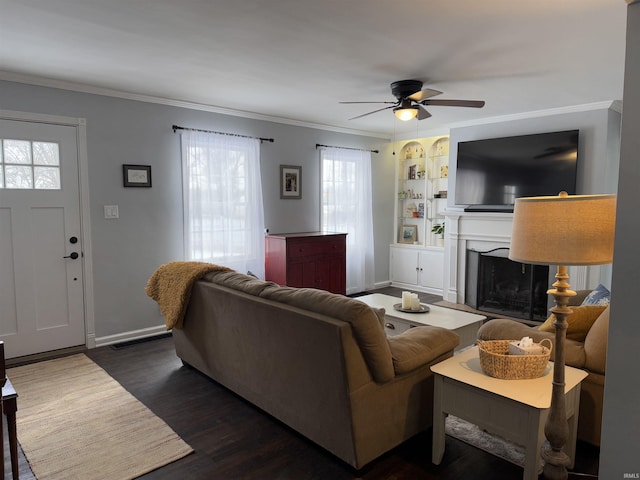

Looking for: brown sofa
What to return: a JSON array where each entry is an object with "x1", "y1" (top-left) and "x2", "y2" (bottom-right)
[
  {"x1": 170, "y1": 270, "x2": 460, "y2": 469},
  {"x1": 477, "y1": 290, "x2": 609, "y2": 446}
]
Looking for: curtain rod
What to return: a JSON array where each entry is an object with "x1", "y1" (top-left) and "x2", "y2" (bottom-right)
[
  {"x1": 172, "y1": 125, "x2": 274, "y2": 143},
  {"x1": 316, "y1": 143, "x2": 379, "y2": 154}
]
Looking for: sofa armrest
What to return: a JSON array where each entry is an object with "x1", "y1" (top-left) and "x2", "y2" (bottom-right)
[
  {"x1": 583, "y1": 306, "x2": 610, "y2": 374},
  {"x1": 387, "y1": 326, "x2": 460, "y2": 375}
]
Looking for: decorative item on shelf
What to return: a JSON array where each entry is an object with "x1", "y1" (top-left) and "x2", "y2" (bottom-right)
[
  {"x1": 432, "y1": 221, "x2": 445, "y2": 247},
  {"x1": 398, "y1": 191, "x2": 408, "y2": 200},
  {"x1": 416, "y1": 169, "x2": 426, "y2": 179},
  {"x1": 406, "y1": 203, "x2": 417, "y2": 218},
  {"x1": 418, "y1": 203, "x2": 425, "y2": 218},
  {"x1": 440, "y1": 165, "x2": 449, "y2": 178},
  {"x1": 509, "y1": 191, "x2": 616, "y2": 480},
  {"x1": 431, "y1": 222, "x2": 445, "y2": 237},
  {"x1": 439, "y1": 190, "x2": 448, "y2": 198},
  {"x1": 400, "y1": 224, "x2": 418, "y2": 244},
  {"x1": 408, "y1": 165, "x2": 417, "y2": 179}
]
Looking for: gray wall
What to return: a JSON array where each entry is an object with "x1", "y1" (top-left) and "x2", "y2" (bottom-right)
[
  {"x1": 0, "y1": 80, "x2": 391, "y2": 339},
  {"x1": 600, "y1": 2, "x2": 640, "y2": 476}
]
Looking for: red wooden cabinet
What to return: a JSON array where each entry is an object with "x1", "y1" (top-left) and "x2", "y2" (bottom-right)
[{"x1": 265, "y1": 232, "x2": 347, "y2": 295}]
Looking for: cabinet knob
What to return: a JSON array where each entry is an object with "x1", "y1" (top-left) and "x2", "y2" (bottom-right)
[{"x1": 385, "y1": 322, "x2": 396, "y2": 330}]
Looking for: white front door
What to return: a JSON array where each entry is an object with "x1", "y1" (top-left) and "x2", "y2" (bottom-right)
[{"x1": 0, "y1": 118, "x2": 86, "y2": 358}]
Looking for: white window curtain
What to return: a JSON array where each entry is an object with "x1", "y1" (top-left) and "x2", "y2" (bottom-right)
[
  {"x1": 320, "y1": 147, "x2": 375, "y2": 294},
  {"x1": 181, "y1": 130, "x2": 265, "y2": 278}
]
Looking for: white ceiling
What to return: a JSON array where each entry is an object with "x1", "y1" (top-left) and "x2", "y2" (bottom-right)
[{"x1": 0, "y1": 0, "x2": 628, "y2": 137}]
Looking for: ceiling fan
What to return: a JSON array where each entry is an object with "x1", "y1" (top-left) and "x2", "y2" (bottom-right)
[{"x1": 340, "y1": 79, "x2": 485, "y2": 121}]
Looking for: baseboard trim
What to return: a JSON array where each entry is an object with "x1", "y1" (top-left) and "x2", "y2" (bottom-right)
[{"x1": 94, "y1": 325, "x2": 169, "y2": 348}]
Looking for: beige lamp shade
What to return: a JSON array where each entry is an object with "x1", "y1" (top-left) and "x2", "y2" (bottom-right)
[{"x1": 509, "y1": 192, "x2": 617, "y2": 266}]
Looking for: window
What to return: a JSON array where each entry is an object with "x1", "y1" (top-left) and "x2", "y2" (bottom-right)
[
  {"x1": 180, "y1": 130, "x2": 265, "y2": 277},
  {"x1": 320, "y1": 147, "x2": 374, "y2": 294},
  {"x1": 1, "y1": 139, "x2": 61, "y2": 189}
]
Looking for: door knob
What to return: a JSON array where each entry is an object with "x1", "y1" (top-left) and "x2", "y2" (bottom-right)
[{"x1": 63, "y1": 252, "x2": 79, "y2": 260}]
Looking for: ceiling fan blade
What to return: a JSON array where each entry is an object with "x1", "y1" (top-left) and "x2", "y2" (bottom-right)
[
  {"x1": 422, "y1": 99, "x2": 485, "y2": 108},
  {"x1": 348, "y1": 105, "x2": 395, "y2": 120},
  {"x1": 339, "y1": 101, "x2": 397, "y2": 105},
  {"x1": 408, "y1": 88, "x2": 443, "y2": 102},
  {"x1": 416, "y1": 106, "x2": 432, "y2": 120}
]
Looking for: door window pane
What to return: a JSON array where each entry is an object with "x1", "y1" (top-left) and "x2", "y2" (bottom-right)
[
  {"x1": 35, "y1": 167, "x2": 61, "y2": 189},
  {"x1": 1, "y1": 139, "x2": 61, "y2": 189},
  {"x1": 4, "y1": 140, "x2": 31, "y2": 164},
  {"x1": 5, "y1": 165, "x2": 33, "y2": 189},
  {"x1": 33, "y1": 142, "x2": 60, "y2": 165}
]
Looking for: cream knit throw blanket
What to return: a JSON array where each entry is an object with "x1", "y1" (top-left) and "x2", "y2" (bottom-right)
[{"x1": 145, "y1": 261, "x2": 232, "y2": 330}]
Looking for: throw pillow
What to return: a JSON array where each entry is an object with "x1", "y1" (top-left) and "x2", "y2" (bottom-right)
[
  {"x1": 539, "y1": 305, "x2": 607, "y2": 342},
  {"x1": 581, "y1": 284, "x2": 611, "y2": 306}
]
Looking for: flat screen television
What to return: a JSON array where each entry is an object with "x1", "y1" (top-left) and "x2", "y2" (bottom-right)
[{"x1": 455, "y1": 130, "x2": 579, "y2": 212}]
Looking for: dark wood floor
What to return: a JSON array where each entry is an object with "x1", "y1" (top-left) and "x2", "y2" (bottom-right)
[{"x1": 79, "y1": 332, "x2": 600, "y2": 480}]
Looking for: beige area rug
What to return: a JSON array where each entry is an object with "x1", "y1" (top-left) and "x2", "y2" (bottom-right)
[{"x1": 8, "y1": 354, "x2": 193, "y2": 480}]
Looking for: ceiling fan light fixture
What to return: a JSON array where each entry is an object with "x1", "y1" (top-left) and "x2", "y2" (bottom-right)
[{"x1": 394, "y1": 106, "x2": 418, "y2": 121}]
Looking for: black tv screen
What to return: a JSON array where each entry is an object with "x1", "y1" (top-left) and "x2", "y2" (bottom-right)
[{"x1": 455, "y1": 130, "x2": 579, "y2": 212}]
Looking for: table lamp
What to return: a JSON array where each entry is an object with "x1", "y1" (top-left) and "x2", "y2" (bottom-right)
[{"x1": 509, "y1": 191, "x2": 616, "y2": 480}]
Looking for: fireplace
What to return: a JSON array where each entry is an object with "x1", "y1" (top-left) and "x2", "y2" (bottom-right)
[{"x1": 465, "y1": 248, "x2": 550, "y2": 322}]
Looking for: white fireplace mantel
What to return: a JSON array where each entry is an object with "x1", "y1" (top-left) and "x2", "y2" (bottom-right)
[{"x1": 441, "y1": 209, "x2": 593, "y2": 304}]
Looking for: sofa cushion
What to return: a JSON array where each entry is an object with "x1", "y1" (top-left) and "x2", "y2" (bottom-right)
[
  {"x1": 580, "y1": 284, "x2": 611, "y2": 306},
  {"x1": 388, "y1": 326, "x2": 459, "y2": 375},
  {"x1": 259, "y1": 285, "x2": 395, "y2": 383},
  {"x1": 539, "y1": 305, "x2": 607, "y2": 342},
  {"x1": 583, "y1": 306, "x2": 610, "y2": 374}
]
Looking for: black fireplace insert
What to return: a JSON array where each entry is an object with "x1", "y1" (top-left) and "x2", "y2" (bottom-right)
[{"x1": 465, "y1": 248, "x2": 550, "y2": 322}]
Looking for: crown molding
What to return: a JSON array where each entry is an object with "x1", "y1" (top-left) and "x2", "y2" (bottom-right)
[
  {"x1": 0, "y1": 71, "x2": 620, "y2": 142},
  {"x1": 447, "y1": 100, "x2": 622, "y2": 129},
  {"x1": 0, "y1": 71, "x2": 389, "y2": 140}
]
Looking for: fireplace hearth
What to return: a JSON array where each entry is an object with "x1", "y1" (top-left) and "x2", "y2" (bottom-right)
[{"x1": 465, "y1": 248, "x2": 550, "y2": 322}]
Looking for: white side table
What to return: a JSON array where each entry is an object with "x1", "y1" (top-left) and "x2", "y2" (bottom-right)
[{"x1": 431, "y1": 346, "x2": 588, "y2": 480}]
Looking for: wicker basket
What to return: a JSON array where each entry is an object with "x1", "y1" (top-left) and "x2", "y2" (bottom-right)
[{"x1": 477, "y1": 339, "x2": 552, "y2": 380}]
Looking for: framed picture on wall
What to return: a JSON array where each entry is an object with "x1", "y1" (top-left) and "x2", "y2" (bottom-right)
[
  {"x1": 400, "y1": 224, "x2": 418, "y2": 244},
  {"x1": 280, "y1": 165, "x2": 301, "y2": 199},
  {"x1": 123, "y1": 164, "x2": 152, "y2": 187}
]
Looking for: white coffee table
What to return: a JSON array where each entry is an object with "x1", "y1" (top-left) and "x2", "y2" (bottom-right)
[
  {"x1": 431, "y1": 346, "x2": 588, "y2": 480},
  {"x1": 356, "y1": 293, "x2": 485, "y2": 349}
]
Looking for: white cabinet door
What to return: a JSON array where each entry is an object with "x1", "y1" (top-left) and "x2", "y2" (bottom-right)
[
  {"x1": 390, "y1": 246, "x2": 419, "y2": 285},
  {"x1": 419, "y1": 249, "x2": 444, "y2": 290}
]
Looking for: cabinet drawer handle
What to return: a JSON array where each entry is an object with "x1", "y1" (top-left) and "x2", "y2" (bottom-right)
[{"x1": 385, "y1": 322, "x2": 395, "y2": 330}]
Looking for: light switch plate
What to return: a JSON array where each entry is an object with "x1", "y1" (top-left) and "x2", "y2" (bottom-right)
[{"x1": 104, "y1": 205, "x2": 119, "y2": 219}]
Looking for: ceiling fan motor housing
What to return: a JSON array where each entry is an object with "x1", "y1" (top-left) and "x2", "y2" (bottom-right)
[{"x1": 390, "y1": 80, "x2": 423, "y2": 100}]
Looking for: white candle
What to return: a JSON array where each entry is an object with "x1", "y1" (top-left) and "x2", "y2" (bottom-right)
[
  {"x1": 402, "y1": 291, "x2": 411, "y2": 309},
  {"x1": 411, "y1": 294, "x2": 420, "y2": 311}
]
